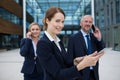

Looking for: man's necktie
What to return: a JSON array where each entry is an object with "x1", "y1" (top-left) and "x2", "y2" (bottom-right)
[
  {"x1": 86, "y1": 35, "x2": 93, "y2": 70},
  {"x1": 86, "y1": 35, "x2": 92, "y2": 54}
]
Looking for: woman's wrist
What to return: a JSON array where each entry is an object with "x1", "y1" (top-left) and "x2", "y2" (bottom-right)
[{"x1": 76, "y1": 62, "x2": 85, "y2": 71}]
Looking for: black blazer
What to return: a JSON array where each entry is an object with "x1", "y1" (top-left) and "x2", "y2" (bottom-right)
[
  {"x1": 67, "y1": 31, "x2": 105, "y2": 80},
  {"x1": 20, "y1": 38, "x2": 43, "y2": 74},
  {"x1": 36, "y1": 34, "x2": 81, "y2": 80}
]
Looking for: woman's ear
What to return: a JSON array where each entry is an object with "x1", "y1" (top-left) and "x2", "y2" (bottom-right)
[{"x1": 46, "y1": 18, "x2": 49, "y2": 24}]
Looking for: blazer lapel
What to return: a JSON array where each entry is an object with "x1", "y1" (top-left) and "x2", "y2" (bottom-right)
[
  {"x1": 78, "y1": 31, "x2": 88, "y2": 55},
  {"x1": 43, "y1": 34, "x2": 66, "y2": 64},
  {"x1": 52, "y1": 41, "x2": 61, "y2": 53},
  {"x1": 29, "y1": 40, "x2": 36, "y2": 57},
  {"x1": 51, "y1": 41, "x2": 65, "y2": 63}
]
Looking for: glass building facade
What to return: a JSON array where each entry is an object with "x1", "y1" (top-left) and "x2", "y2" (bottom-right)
[
  {"x1": 0, "y1": 2, "x2": 22, "y2": 49},
  {"x1": 94, "y1": 0, "x2": 120, "y2": 51},
  {"x1": 0, "y1": 0, "x2": 33, "y2": 50}
]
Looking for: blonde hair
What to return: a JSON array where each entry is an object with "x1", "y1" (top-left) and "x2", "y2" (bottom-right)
[{"x1": 28, "y1": 22, "x2": 41, "y2": 32}]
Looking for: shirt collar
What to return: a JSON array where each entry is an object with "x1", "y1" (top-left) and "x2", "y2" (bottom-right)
[
  {"x1": 81, "y1": 29, "x2": 88, "y2": 37},
  {"x1": 44, "y1": 31, "x2": 60, "y2": 42}
]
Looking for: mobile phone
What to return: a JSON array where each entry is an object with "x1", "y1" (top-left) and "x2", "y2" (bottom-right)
[
  {"x1": 92, "y1": 24, "x2": 95, "y2": 32},
  {"x1": 98, "y1": 48, "x2": 105, "y2": 54}
]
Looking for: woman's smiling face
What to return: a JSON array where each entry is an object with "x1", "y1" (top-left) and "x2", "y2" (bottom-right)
[{"x1": 46, "y1": 12, "x2": 65, "y2": 35}]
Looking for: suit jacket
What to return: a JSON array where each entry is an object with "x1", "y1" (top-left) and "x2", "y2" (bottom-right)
[
  {"x1": 36, "y1": 34, "x2": 81, "y2": 80},
  {"x1": 67, "y1": 31, "x2": 105, "y2": 80},
  {"x1": 20, "y1": 38, "x2": 43, "y2": 74}
]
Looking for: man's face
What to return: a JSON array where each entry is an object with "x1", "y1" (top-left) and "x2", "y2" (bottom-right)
[{"x1": 80, "y1": 16, "x2": 93, "y2": 33}]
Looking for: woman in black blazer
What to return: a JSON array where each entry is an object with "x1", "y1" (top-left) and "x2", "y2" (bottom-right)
[
  {"x1": 20, "y1": 22, "x2": 44, "y2": 80},
  {"x1": 36, "y1": 6, "x2": 104, "y2": 80}
]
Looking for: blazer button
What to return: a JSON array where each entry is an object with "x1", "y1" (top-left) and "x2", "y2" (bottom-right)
[{"x1": 34, "y1": 56, "x2": 37, "y2": 60}]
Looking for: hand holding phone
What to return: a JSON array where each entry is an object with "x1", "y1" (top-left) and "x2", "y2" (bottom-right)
[
  {"x1": 26, "y1": 31, "x2": 32, "y2": 39},
  {"x1": 92, "y1": 24, "x2": 96, "y2": 32},
  {"x1": 98, "y1": 48, "x2": 105, "y2": 54}
]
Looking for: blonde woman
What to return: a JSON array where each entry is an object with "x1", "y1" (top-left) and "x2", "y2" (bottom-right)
[{"x1": 20, "y1": 22, "x2": 44, "y2": 80}]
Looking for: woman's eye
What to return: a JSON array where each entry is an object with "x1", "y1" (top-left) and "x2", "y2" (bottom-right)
[
  {"x1": 56, "y1": 20, "x2": 60, "y2": 22},
  {"x1": 36, "y1": 29, "x2": 39, "y2": 31},
  {"x1": 31, "y1": 29, "x2": 34, "y2": 31}
]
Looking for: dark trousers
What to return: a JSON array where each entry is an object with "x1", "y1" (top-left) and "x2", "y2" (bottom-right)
[
  {"x1": 89, "y1": 70, "x2": 96, "y2": 80},
  {"x1": 72, "y1": 70, "x2": 96, "y2": 80},
  {"x1": 24, "y1": 66, "x2": 43, "y2": 80}
]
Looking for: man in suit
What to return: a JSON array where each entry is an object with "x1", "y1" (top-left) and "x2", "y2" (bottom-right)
[{"x1": 67, "y1": 15, "x2": 105, "y2": 80}]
